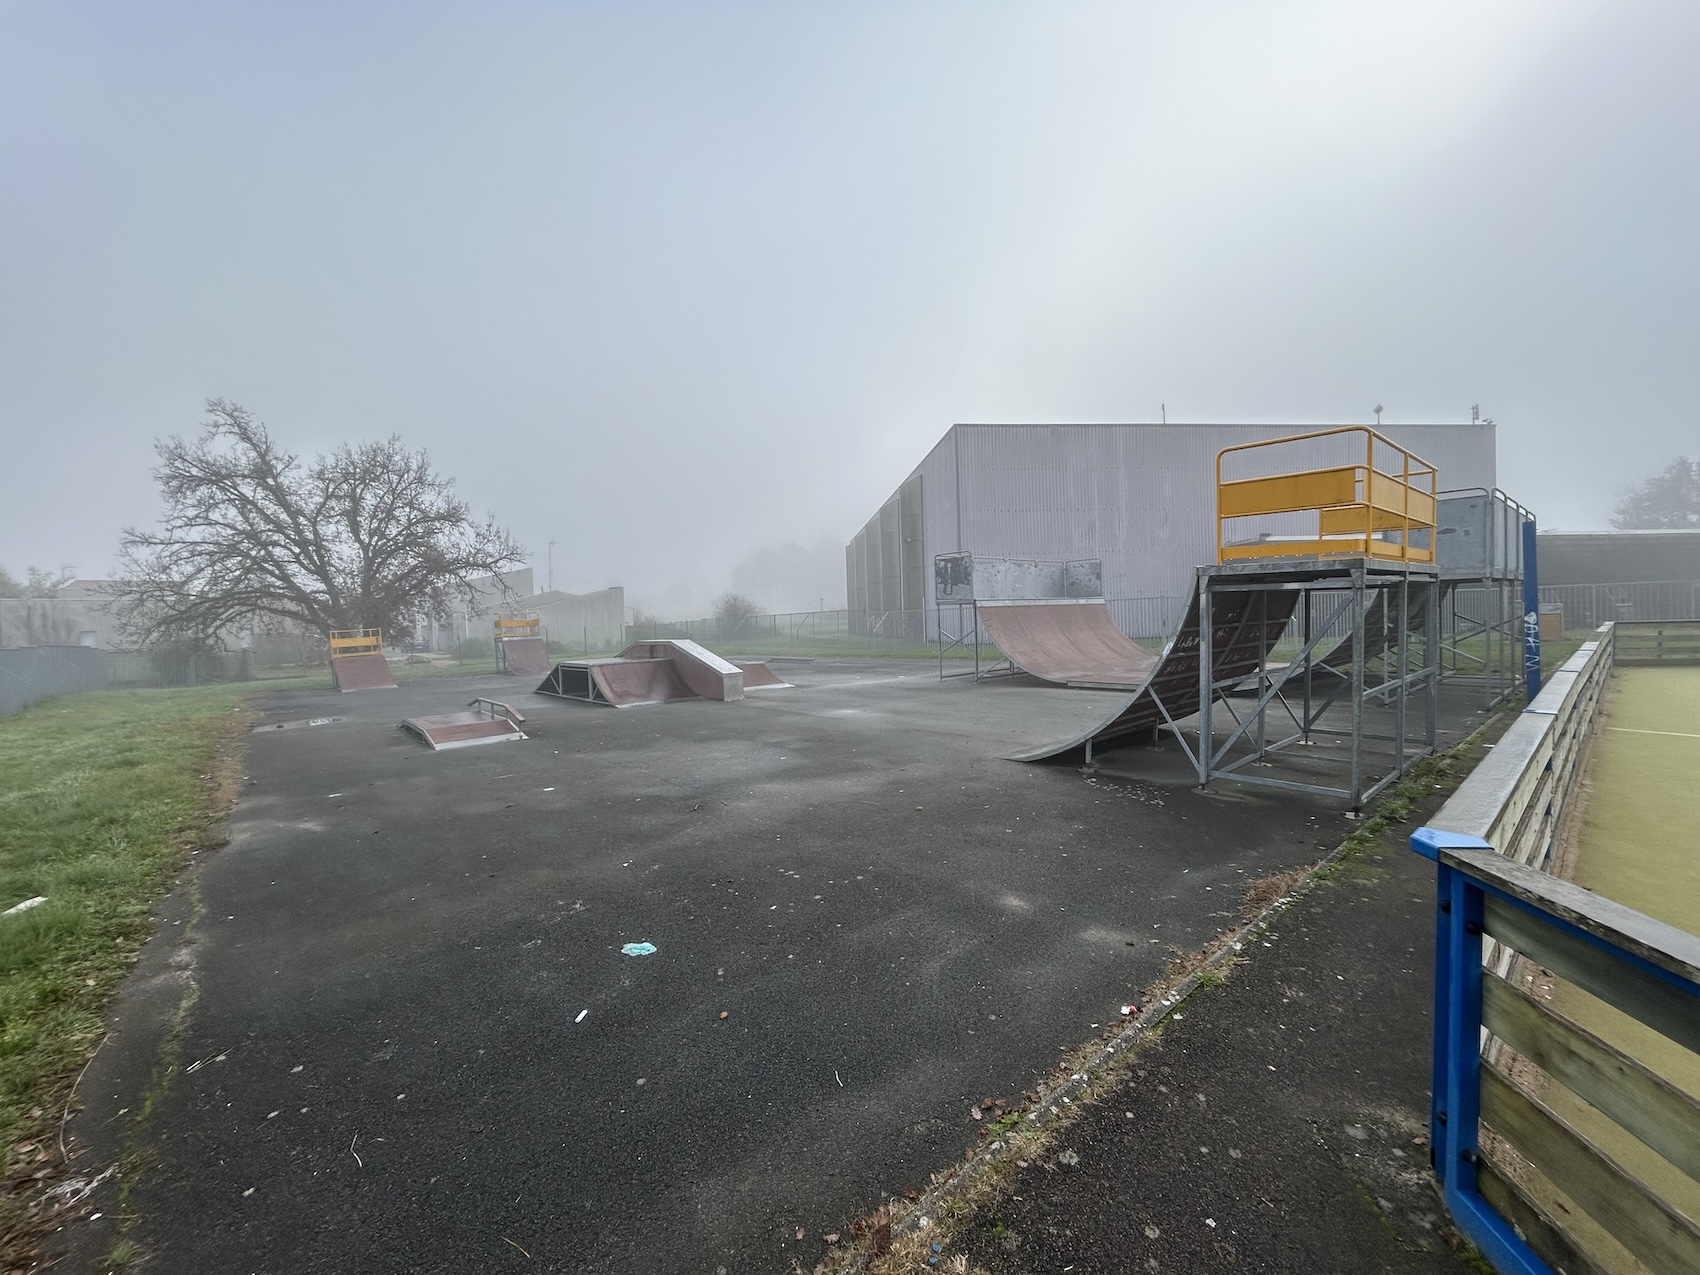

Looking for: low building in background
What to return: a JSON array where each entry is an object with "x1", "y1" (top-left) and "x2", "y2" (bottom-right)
[
  {"x1": 1537, "y1": 528, "x2": 1700, "y2": 626},
  {"x1": 0, "y1": 580, "x2": 124, "y2": 649}
]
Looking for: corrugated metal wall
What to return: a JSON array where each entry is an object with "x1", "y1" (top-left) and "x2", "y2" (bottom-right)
[
  {"x1": 845, "y1": 473, "x2": 926, "y2": 638},
  {"x1": 852, "y1": 422, "x2": 1497, "y2": 636}
]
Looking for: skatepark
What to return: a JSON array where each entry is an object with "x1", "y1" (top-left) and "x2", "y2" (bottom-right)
[
  {"x1": 55, "y1": 426, "x2": 1694, "y2": 1275},
  {"x1": 76, "y1": 655, "x2": 1423, "y2": 1273}
]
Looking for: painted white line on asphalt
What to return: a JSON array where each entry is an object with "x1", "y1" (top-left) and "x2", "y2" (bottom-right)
[{"x1": 1607, "y1": 727, "x2": 1700, "y2": 739}]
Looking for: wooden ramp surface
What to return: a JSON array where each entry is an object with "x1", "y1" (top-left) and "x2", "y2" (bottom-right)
[
  {"x1": 976, "y1": 600, "x2": 1160, "y2": 689},
  {"x1": 330, "y1": 653, "x2": 397, "y2": 691},
  {"x1": 537, "y1": 639, "x2": 762, "y2": 708},
  {"x1": 733, "y1": 660, "x2": 793, "y2": 689},
  {"x1": 1008, "y1": 582, "x2": 1299, "y2": 762},
  {"x1": 499, "y1": 637, "x2": 551, "y2": 677}
]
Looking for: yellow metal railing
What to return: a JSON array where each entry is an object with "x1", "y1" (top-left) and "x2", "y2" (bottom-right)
[
  {"x1": 328, "y1": 627, "x2": 384, "y2": 657},
  {"x1": 1216, "y1": 427, "x2": 1437, "y2": 564},
  {"x1": 493, "y1": 613, "x2": 541, "y2": 640}
]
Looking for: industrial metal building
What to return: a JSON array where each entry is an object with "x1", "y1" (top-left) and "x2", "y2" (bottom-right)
[{"x1": 846, "y1": 421, "x2": 1497, "y2": 639}]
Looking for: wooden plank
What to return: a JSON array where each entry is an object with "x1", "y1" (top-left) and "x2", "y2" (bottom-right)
[
  {"x1": 1482, "y1": 975, "x2": 1700, "y2": 1183},
  {"x1": 1476, "y1": 1155, "x2": 1612, "y2": 1275},
  {"x1": 1483, "y1": 893, "x2": 1700, "y2": 1056},
  {"x1": 1479, "y1": 1067, "x2": 1700, "y2": 1274},
  {"x1": 1445, "y1": 851, "x2": 1700, "y2": 988}
]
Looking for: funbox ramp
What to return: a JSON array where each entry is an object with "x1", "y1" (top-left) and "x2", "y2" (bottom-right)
[
  {"x1": 498, "y1": 636, "x2": 551, "y2": 677},
  {"x1": 975, "y1": 599, "x2": 1160, "y2": 689},
  {"x1": 329, "y1": 652, "x2": 397, "y2": 692},
  {"x1": 1006, "y1": 581, "x2": 1300, "y2": 762},
  {"x1": 535, "y1": 639, "x2": 790, "y2": 708}
]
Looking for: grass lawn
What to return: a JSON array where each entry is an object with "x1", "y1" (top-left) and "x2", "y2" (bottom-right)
[{"x1": 0, "y1": 684, "x2": 252, "y2": 1252}]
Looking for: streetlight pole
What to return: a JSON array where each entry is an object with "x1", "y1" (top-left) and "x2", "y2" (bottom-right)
[{"x1": 548, "y1": 540, "x2": 560, "y2": 593}]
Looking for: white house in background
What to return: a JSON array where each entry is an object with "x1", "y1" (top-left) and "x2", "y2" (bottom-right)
[
  {"x1": 413, "y1": 569, "x2": 627, "y2": 653},
  {"x1": 0, "y1": 580, "x2": 125, "y2": 649}
]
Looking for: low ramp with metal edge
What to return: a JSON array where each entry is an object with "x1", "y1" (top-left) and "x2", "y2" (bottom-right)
[
  {"x1": 497, "y1": 636, "x2": 551, "y2": 677},
  {"x1": 1007, "y1": 579, "x2": 1299, "y2": 762},
  {"x1": 975, "y1": 600, "x2": 1160, "y2": 689},
  {"x1": 733, "y1": 660, "x2": 793, "y2": 690},
  {"x1": 536, "y1": 639, "x2": 749, "y2": 708},
  {"x1": 401, "y1": 698, "x2": 527, "y2": 750}
]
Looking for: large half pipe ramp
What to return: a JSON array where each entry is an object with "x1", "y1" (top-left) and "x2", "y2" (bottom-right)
[
  {"x1": 975, "y1": 600, "x2": 1160, "y2": 689},
  {"x1": 1007, "y1": 581, "x2": 1299, "y2": 762}
]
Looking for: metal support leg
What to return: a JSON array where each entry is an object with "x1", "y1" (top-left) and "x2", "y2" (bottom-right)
[
  {"x1": 1350, "y1": 567, "x2": 1366, "y2": 806},
  {"x1": 1197, "y1": 574, "x2": 1213, "y2": 788},
  {"x1": 1426, "y1": 576, "x2": 1440, "y2": 748},
  {"x1": 1395, "y1": 575, "x2": 1410, "y2": 779}
]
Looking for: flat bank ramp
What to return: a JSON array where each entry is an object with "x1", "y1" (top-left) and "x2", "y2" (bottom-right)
[
  {"x1": 330, "y1": 653, "x2": 397, "y2": 691},
  {"x1": 1007, "y1": 583, "x2": 1299, "y2": 762},
  {"x1": 976, "y1": 600, "x2": 1160, "y2": 689},
  {"x1": 499, "y1": 637, "x2": 551, "y2": 677}
]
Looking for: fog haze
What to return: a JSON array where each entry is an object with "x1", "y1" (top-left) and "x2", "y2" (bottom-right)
[{"x1": 3, "y1": 2, "x2": 1695, "y2": 615}]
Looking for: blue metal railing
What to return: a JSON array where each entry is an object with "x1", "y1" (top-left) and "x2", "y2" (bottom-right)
[{"x1": 1412, "y1": 830, "x2": 1700, "y2": 1273}]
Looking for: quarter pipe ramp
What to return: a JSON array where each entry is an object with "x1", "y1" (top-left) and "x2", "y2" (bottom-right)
[
  {"x1": 1006, "y1": 580, "x2": 1299, "y2": 762},
  {"x1": 975, "y1": 600, "x2": 1160, "y2": 689},
  {"x1": 330, "y1": 653, "x2": 397, "y2": 692},
  {"x1": 498, "y1": 636, "x2": 551, "y2": 677}
]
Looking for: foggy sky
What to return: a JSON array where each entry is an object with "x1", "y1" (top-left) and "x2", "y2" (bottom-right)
[{"x1": 3, "y1": 2, "x2": 1696, "y2": 615}]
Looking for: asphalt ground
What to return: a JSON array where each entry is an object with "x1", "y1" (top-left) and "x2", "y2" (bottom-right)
[
  {"x1": 954, "y1": 813, "x2": 1479, "y2": 1275},
  {"x1": 63, "y1": 663, "x2": 1487, "y2": 1273}
]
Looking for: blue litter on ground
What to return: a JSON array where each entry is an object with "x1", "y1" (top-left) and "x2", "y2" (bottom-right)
[{"x1": 621, "y1": 942, "x2": 658, "y2": 956}]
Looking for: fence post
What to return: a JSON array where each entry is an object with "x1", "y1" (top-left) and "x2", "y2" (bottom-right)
[{"x1": 1522, "y1": 519, "x2": 1541, "y2": 700}]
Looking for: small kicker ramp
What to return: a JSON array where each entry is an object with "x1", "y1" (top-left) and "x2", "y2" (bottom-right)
[
  {"x1": 536, "y1": 639, "x2": 791, "y2": 708},
  {"x1": 733, "y1": 660, "x2": 793, "y2": 689},
  {"x1": 401, "y1": 699, "x2": 527, "y2": 750},
  {"x1": 1008, "y1": 581, "x2": 1299, "y2": 762},
  {"x1": 330, "y1": 653, "x2": 397, "y2": 692},
  {"x1": 498, "y1": 636, "x2": 551, "y2": 677},
  {"x1": 975, "y1": 600, "x2": 1160, "y2": 689}
]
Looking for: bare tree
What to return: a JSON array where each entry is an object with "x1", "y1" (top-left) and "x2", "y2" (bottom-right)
[
  {"x1": 712, "y1": 591, "x2": 761, "y2": 621},
  {"x1": 0, "y1": 564, "x2": 76, "y2": 597},
  {"x1": 115, "y1": 400, "x2": 525, "y2": 646},
  {"x1": 1612, "y1": 457, "x2": 1700, "y2": 529}
]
